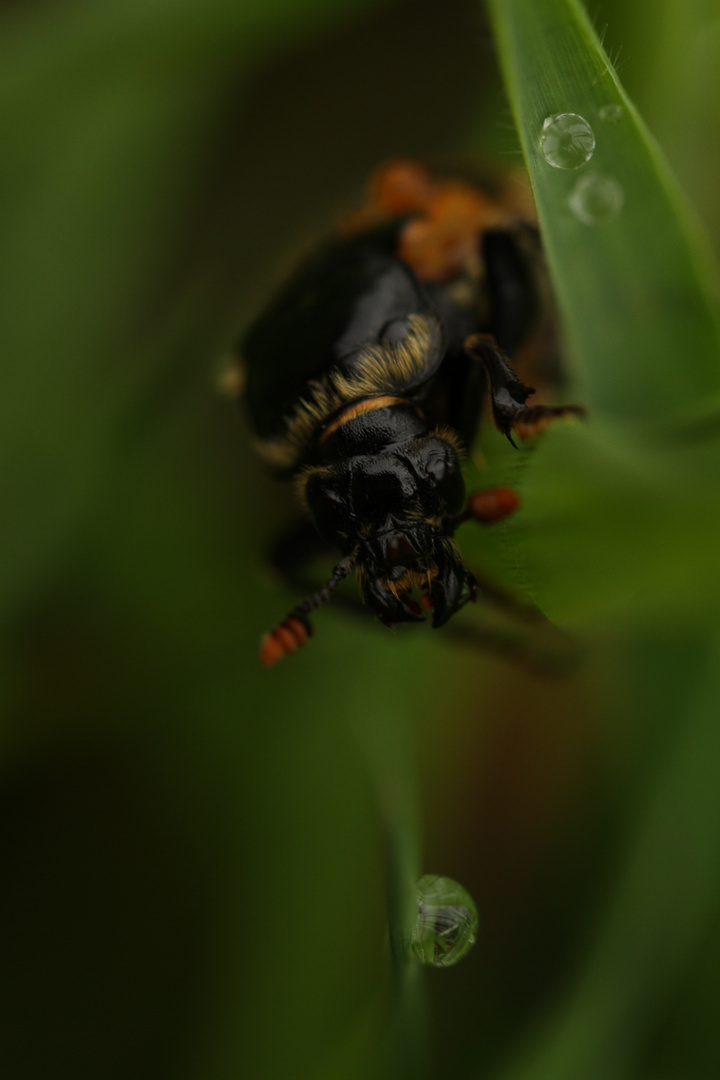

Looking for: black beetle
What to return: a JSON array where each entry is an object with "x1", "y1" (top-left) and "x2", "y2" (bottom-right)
[{"x1": 237, "y1": 161, "x2": 582, "y2": 665}]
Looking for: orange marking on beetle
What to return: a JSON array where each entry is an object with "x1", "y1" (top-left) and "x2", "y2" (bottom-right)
[
  {"x1": 341, "y1": 160, "x2": 516, "y2": 276},
  {"x1": 370, "y1": 160, "x2": 437, "y2": 215},
  {"x1": 317, "y1": 395, "x2": 410, "y2": 445},
  {"x1": 396, "y1": 181, "x2": 511, "y2": 283}
]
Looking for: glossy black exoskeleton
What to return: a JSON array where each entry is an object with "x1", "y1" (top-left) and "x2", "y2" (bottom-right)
[{"x1": 239, "y1": 161, "x2": 581, "y2": 665}]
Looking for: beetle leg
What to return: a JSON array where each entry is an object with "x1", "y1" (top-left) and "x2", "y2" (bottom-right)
[
  {"x1": 445, "y1": 486, "x2": 520, "y2": 531},
  {"x1": 482, "y1": 228, "x2": 539, "y2": 355},
  {"x1": 464, "y1": 333, "x2": 585, "y2": 446}
]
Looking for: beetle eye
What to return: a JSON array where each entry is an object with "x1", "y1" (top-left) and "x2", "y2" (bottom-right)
[
  {"x1": 312, "y1": 491, "x2": 346, "y2": 538},
  {"x1": 424, "y1": 452, "x2": 449, "y2": 484},
  {"x1": 304, "y1": 474, "x2": 351, "y2": 544},
  {"x1": 414, "y1": 440, "x2": 465, "y2": 512}
]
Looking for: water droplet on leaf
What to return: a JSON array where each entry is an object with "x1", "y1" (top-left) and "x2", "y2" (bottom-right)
[
  {"x1": 569, "y1": 173, "x2": 624, "y2": 224},
  {"x1": 540, "y1": 113, "x2": 595, "y2": 169},
  {"x1": 599, "y1": 103, "x2": 623, "y2": 123},
  {"x1": 411, "y1": 874, "x2": 478, "y2": 968}
]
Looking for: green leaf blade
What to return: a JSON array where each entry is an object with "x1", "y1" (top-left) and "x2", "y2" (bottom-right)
[{"x1": 486, "y1": 0, "x2": 720, "y2": 425}]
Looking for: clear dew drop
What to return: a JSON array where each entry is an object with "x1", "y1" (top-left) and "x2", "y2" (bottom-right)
[
  {"x1": 410, "y1": 874, "x2": 478, "y2": 968},
  {"x1": 599, "y1": 103, "x2": 623, "y2": 123},
  {"x1": 569, "y1": 173, "x2": 624, "y2": 224},
  {"x1": 540, "y1": 113, "x2": 595, "y2": 169}
]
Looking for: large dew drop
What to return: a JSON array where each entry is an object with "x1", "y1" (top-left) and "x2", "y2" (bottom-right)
[
  {"x1": 540, "y1": 113, "x2": 595, "y2": 169},
  {"x1": 410, "y1": 874, "x2": 478, "y2": 968},
  {"x1": 569, "y1": 173, "x2": 624, "y2": 224}
]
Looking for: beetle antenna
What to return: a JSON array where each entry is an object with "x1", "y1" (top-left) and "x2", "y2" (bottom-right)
[{"x1": 260, "y1": 551, "x2": 357, "y2": 667}]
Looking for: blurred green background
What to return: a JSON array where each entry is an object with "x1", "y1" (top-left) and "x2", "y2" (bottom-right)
[{"x1": 2, "y1": 1, "x2": 720, "y2": 1078}]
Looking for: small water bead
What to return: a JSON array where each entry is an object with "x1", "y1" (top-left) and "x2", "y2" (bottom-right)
[
  {"x1": 411, "y1": 874, "x2": 478, "y2": 968},
  {"x1": 599, "y1": 103, "x2": 623, "y2": 123},
  {"x1": 569, "y1": 173, "x2": 624, "y2": 224},
  {"x1": 540, "y1": 113, "x2": 595, "y2": 170}
]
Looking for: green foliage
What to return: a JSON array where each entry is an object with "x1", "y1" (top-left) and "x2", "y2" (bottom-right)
[
  {"x1": 479, "y1": 3, "x2": 720, "y2": 1078},
  {"x1": 2, "y1": 1, "x2": 720, "y2": 1079}
]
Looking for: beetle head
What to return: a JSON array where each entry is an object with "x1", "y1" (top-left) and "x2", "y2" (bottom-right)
[{"x1": 304, "y1": 432, "x2": 476, "y2": 627}]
